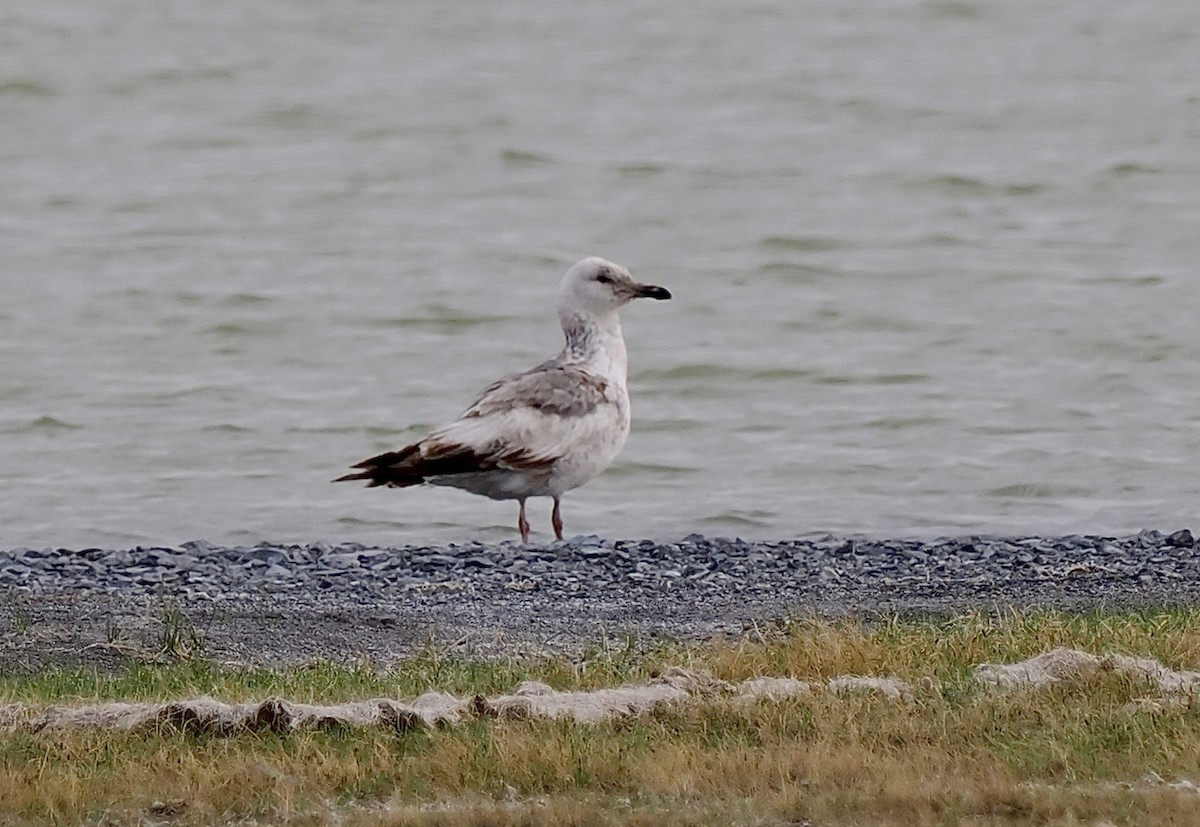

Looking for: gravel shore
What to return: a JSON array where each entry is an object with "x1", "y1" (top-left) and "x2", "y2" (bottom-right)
[{"x1": 2, "y1": 530, "x2": 1198, "y2": 673}]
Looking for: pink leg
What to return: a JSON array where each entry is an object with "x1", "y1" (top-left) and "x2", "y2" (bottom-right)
[
  {"x1": 551, "y1": 496, "x2": 564, "y2": 541},
  {"x1": 517, "y1": 498, "x2": 530, "y2": 544}
]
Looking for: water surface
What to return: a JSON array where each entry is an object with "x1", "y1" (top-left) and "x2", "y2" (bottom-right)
[{"x1": 3, "y1": 1, "x2": 1199, "y2": 546}]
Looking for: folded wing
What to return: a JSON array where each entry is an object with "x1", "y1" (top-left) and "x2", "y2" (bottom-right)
[{"x1": 335, "y1": 362, "x2": 615, "y2": 488}]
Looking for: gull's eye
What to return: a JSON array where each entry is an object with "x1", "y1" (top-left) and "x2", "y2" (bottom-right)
[{"x1": 595, "y1": 270, "x2": 613, "y2": 284}]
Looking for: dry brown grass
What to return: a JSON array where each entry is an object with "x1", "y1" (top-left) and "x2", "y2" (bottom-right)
[{"x1": 4, "y1": 610, "x2": 1200, "y2": 826}]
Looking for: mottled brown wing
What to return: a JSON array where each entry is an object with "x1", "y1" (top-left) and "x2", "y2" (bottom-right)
[{"x1": 335, "y1": 361, "x2": 615, "y2": 486}]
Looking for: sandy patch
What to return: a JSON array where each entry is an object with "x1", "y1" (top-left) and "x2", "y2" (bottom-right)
[
  {"x1": 8, "y1": 648, "x2": 1197, "y2": 735},
  {"x1": 975, "y1": 647, "x2": 1200, "y2": 693},
  {"x1": 25, "y1": 692, "x2": 467, "y2": 734}
]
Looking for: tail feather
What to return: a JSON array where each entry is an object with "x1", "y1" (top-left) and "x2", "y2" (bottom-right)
[
  {"x1": 333, "y1": 445, "x2": 425, "y2": 487},
  {"x1": 334, "y1": 443, "x2": 497, "y2": 488}
]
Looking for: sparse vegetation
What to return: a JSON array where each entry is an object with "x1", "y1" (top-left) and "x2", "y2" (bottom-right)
[
  {"x1": 153, "y1": 597, "x2": 207, "y2": 662},
  {"x1": 4, "y1": 610, "x2": 1200, "y2": 826}
]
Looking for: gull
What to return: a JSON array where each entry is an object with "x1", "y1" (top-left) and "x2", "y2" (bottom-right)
[{"x1": 335, "y1": 257, "x2": 671, "y2": 543}]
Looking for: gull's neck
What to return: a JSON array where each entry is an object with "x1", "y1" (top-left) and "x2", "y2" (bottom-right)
[{"x1": 558, "y1": 308, "x2": 628, "y2": 382}]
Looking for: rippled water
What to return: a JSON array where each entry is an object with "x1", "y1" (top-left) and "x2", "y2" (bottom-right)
[{"x1": 3, "y1": 1, "x2": 1199, "y2": 547}]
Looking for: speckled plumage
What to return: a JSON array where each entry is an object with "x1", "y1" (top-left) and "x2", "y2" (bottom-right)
[
  {"x1": 336, "y1": 257, "x2": 671, "y2": 543},
  {"x1": 463, "y1": 361, "x2": 611, "y2": 420}
]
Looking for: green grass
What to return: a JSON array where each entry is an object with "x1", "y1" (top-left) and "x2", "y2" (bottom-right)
[
  {"x1": 0, "y1": 640, "x2": 665, "y2": 707},
  {"x1": 4, "y1": 609, "x2": 1200, "y2": 826}
]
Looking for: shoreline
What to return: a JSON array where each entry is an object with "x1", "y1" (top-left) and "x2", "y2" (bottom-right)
[{"x1": 2, "y1": 530, "x2": 1197, "y2": 672}]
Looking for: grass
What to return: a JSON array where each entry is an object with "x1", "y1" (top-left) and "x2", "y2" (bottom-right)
[{"x1": 4, "y1": 609, "x2": 1200, "y2": 826}]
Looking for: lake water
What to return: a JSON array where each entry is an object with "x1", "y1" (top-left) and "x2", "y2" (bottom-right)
[{"x1": 3, "y1": 1, "x2": 1199, "y2": 548}]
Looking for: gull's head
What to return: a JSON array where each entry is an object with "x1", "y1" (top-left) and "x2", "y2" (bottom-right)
[{"x1": 558, "y1": 257, "x2": 671, "y2": 319}]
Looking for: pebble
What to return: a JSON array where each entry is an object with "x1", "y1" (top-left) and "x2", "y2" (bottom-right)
[{"x1": 1, "y1": 532, "x2": 1199, "y2": 611}]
